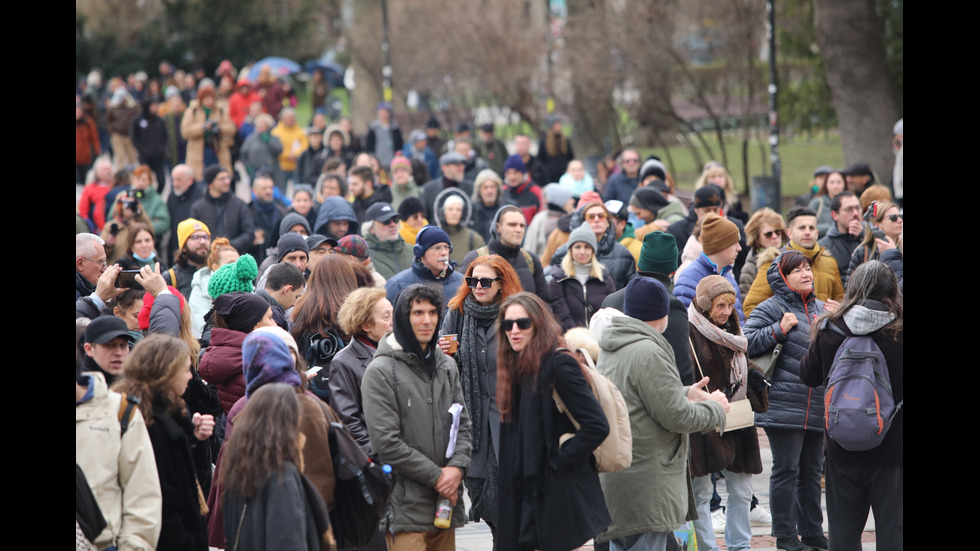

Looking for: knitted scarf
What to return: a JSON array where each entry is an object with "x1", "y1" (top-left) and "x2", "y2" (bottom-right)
[
  {"x1": 687, "y1": 302, "x2": 748, "y2": 402},
  {"x1": 458, "y1": 294, "x2": 499, "y2": 453}
]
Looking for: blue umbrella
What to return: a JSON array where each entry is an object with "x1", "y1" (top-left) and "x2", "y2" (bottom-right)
[
  {"x1": 305, "y1": 58, "x2": 346, "y2": 88},
  {"x1": 247, "y1": 56, "x2": 301, "y2": 82}
]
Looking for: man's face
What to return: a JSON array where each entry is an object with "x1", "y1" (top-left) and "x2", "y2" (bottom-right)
[
  {"x1": 377, "y1": 108, "x2": 390, "y2": 124},
  {"x1": 77, "y1": 242, "x2": 108, "y2": 286},
  {"x1": 584, "y1": 206, "x2": 609, "y2": 237},
  {"x1": 790, "y1": 215, "x2": 819, "y2": 249},
  {"x1": 308, "y1": 133, "x2": 323, "y2": 149},
  {"x1": 253, "y1": 177, "x2": 275, "y2": 202},
  {"x1": 443, "y1": 162, "x2": 464, "y2": 182},
  {"x1": 282, "y1": 250, "x2": 309, "y2": 272},
  {"x1": 846, "y1": 173, "x2": 870, "y2": 191},
  {"x1": 171, "y1": 169, "x2": 193, "y2": 194},
  {"x1": 421, "y1": 242, "x2": 451, "y2": 275},
  {"x1": 327, "y1": 220, "x2": 350, "y2": 239},
  {"x1": 96, "y1": 162, "x2": 113, "y2": 183},
  {"x1": 348, "y1": 175, "x2": 367, "y2": 199},
  {"x1": 713, "y1": 241, "x2": 742, "y2": 268},
  {"x1": 504, "y1": 168, "x2": 525, "y2": 189},
  {"x1": 479, "y1": 130, "x2": 493, "y2": 144},
  {"x1": 210, "y1": 171, "x2": 232, "y2": 195},
  {"x1": 85, "y1": 337, "x2": 130, "y2": 375},
  {"x1": 514, "y1": 135, "x2": 530, "y2": 157},
  {"x1": 278, "y1": 284, "x2": 305, "y2": 310},
  {"x1": 454, "y1": 141, "x2": 472, "y2": 158},
  {"x1": 372, "y1": 217, "x2": 400, "y2": 242},
  {"x1": 409, "y1": 298, "x2": 439, "y2": 350},
  {"x1": 695, "y1": 205, "x2": 722, "y2": 220},
  {"x1": 496, "y1": 211, "x2": 527, "y2": 247},
  {"x1": 183, "y1": 231, "x2": 211, "y2": 264},
  {"x1": 832, "y1": 196, "x2": 862, "y2": 230},
  {"x1": 309, "y1": 244, "x2": 333, "y2": 266},
  {"x1": 479, "y1": 181, "x2": 499, "y2": 206},
  {"x1": 621, "y1": 150, "x2": 641, "y2": 176},
  {"x1": 321, "y1": 178, "x2": 341, "y2": 199}
]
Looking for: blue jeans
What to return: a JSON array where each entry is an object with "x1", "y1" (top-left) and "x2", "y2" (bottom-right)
[
  {"x1": 693, "y1": 471, "x2": 753, "y2": 551},
  {"x1": 609, "y1": 531, "x2": 669, "y2": 551},
  {"x1": 764, "y1": 427, "x2": 825, "y2": 539}
]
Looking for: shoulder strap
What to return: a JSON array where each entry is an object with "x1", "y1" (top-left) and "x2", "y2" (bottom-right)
[
  {"x1": 521, "y1": 249, "x2": 535, "y2": 275},
  {"x1": 688, "y1": 336, "x2": 705, "y2": 381},
  {"x1": 118, "y1": 393, "x2": 141, "y2": 436},
  {"x1": 168, "y1": 268, "x2": 177, "y2": 287}
]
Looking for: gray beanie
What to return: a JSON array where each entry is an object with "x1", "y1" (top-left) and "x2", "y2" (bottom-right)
[
  {"x1": 543, "y1": 183, "x2": 574, "y2": 209},
  {"x1": 567, "y1": 223, "x2": 598, "y2": 254}
]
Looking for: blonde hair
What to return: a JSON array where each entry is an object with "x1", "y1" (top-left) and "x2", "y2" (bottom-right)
[
  {"x1": 338, "y1": 287, "x2": 388, "y2": 337},
  {"x1": 561, "y1": 247, "x2": 604, "y2": 281}
]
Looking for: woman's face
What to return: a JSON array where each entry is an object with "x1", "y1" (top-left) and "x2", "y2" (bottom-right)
[
  {"x1": 878, "y1": 207, "x2": 903, "y2": 241},
  {"x1": 471, "y1": 264, "x2": 501, "y2": 305},
  {"x1": 363, "y1": 298, "x2": 393, "y2": 342},
  {"x1": 321, "y1": 179, "x2": 341, "y2": 199},
  {"x1": 173, "y1": 355, "x2": 192, "y2": 396},
  {"x1": 252, "y1": 308, "x2": 277, "y2": 331},
  {"x1": 292, "y1": 193, "x2": 313, "y2": 215},
  {"x1": 706, "y1": 170, "x2": 728, "y2": 189},
  {"x1": 444, "y1": 202, "x2": 463, "y2": 226},
  {"x1": 132, "y1": 230, "x2": 155, "y2": 259},
  {"x1": 114, "y1": 299, "x2": 143, "y2": 331},
  {"x1": 825, "y1": 173, "x2": 846, "y2": 197},
  {"x1": 758, "y1": 222, "x2": 783, "y2": 249},
  {"x1": 571, "y1": 242, "x2": 593, "y2": 264},
  {"x1": 201, "y1": 95, "x2": 215, "y2": 109},
  {"x1": 785, "y1": 262, "x2": 814, "y2": 294},
  {"x1": 503, "y1": 304, "x2": 534, "y2": 352},
  {"x1": 211, "y1": 248, "x2": 239, "y2": 272},
  {"x1": 709, "y1": 298, "x2": 735, "y2": 327}
]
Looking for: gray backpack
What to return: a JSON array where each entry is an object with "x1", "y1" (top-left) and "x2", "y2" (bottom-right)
[{"x1": 824, "y1": 323, "x2": 902, "y2": 451}]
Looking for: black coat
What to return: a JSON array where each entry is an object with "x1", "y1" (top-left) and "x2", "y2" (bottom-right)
[
  {"x1": 497, "y1": 351, "x2": 611, "y2": 551},
  {"x1": 549, "y1": 215, "x2": 636, "y2": 291},
  {"x1": 548, "y1": 265, "x2": 616, "y2": 331},
  {"x1": 148, "y1": 401, "x2": 209, "y2": 551},
  {"x1": 190, "y1": 192, "x2": 255, "y2": 256},
  {"x1": 326, "y1": 336, "x2": 377, "y2": 454}
]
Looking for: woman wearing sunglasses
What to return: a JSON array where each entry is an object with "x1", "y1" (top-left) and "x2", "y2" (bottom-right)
[
  {"x1": 845, "y1": 201, "x2": 903, "y2": 289},
  {"x1": 740, "y1": 208, "x2": 787, "y2": 297},
  {"x1": 495, "y1": 292, "x2": 611, "y2": 551},
  {"x1": 438, "y1": 254, "x2": 522, "y2": 543}
]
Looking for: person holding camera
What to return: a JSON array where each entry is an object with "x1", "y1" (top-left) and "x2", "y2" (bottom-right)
[
  {"x1": 844, "y1": 201, "x2": 903, "y2": 290},
  {"x1": 180, "y1": 80, "x2": 235, "y2": 183},
  {"x1": 101, "y1": 191, "x2": 153, "y2": 264}
]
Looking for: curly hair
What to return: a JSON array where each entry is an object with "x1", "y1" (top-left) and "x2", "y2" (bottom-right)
[
  {"x1": 111, "y1": 334, "x2": 191, "y2": 426},
  {"x1": 447, "y1": 254, "x2": 522, "y2": 312},
  {"x1": 206, "y1": 237, "x2": 238, "y2": 272}
]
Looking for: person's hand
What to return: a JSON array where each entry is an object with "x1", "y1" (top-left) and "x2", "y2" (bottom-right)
[
  {"x1": 136, "y1": 263, "x2": 167, "y2": 297},
  {"x1": 779, "y1": 312, "x2": 798, "y2": 334},
  {"x1": 687, "y1": 377, "x2": 712, "y2": 403},
  {"x1": 652, "y1": 219, "x2": 670, "y2": 231},
  {"x1": 434, "y1": 466, "x2": 463, "y2": 505},
  {"x1": 707, "y1": 390, "x2": 731, "y2": 413},
  {"x1": 824, "y1": 299, "x2": 840, "y2": 314},
  {"x1": 192, "y1": 413, "x2": 215, "y2": 441},
  {"x1": 95, "y1": 264, "x2": 125, "y2": 302},
  {"x1": 847, "y1": 218, "x2": 864, "y2": 238},
  {"x1": 875, "y1": 236, "x2": 896, "y2": 252},
  {"x1": 437, "y1": 336, "x2": 452, "y2": 355}
]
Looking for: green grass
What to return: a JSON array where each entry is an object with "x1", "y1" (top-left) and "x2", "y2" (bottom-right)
[{"x1": 639, "y1": 131, "x2": 843, "y2": 211}]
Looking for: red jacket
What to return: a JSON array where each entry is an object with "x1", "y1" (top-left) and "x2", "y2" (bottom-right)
[
  {"x1": 198, "y1": 328, "x2": 247, "y2": 415},
  {"x1": 78, "y1": 182, "x2": 112, "y2": 232},
  {"x1": 228, "y1": 89, "x2": 261, "y2": 128},
  {"x1": 76, "y1": 115, "x2": 101, "y2": 165}
]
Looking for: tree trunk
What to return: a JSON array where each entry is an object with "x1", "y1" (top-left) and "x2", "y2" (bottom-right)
[
  {"x1": 345, "y1": 0, "x2": 384, "y2": 135},
  {"x1": 813, "y1": 0, "x2": 900, "y2": 183}
]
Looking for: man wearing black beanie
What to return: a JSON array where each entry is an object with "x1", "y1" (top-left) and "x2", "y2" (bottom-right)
[{"x1": 190, "y1": 165, "x2": 255, "y2": 255}]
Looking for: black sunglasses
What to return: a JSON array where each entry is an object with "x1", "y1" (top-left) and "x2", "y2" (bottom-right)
[
  {"x1": 762, "y1": 230, "x2": 785, "y2": 240},
  {"x1": 886, "y1": 214, "x2": 902, "y2": 222},
  {"x1": 466, "y1": 276, "x2": 501, "y2": 289},
  {"x1": 380, "y1": 216, "x2": 400, "y2": 225},
  {"x1": 502, "y1": 317, "x2": 532, "y2": 331}
]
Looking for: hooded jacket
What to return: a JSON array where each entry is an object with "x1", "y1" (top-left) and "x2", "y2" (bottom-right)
[
  {"x1": 433, "y1": 187, "x2": 485, "y2": 264},
  {"x1": 742, "y1": 240, "x2": 843, "y2": 319},
  {"x1": 314, "y1": 196, "x2": 360, "y2": 238},
  {"x1": 422, "y1": 176, "x2": 474, "y2": 223},
  {"x1": 502, "y1": 178, "x2": 544, "y2": 225},
  {"x1": 364, "y1": 225, "x2": 415, "y2": 281},
  {"x1": 459, "y1": 206, "x2": 552, "y2": 304},
  {"x1": 743, "y1": 256, "x2": 826, "y2": 432},
  {"x1": 595, "y1": 316, "x2": 726, "y2": 541},
  {"x1": 799, "y1": 301, "x2": 903, "y2": 467},
  {"x1": 360, "y1": 330, "x2": 472, "y2": 533},
  {"x1": 549, "y1": 207, "x2": 637, "y2": 291}
]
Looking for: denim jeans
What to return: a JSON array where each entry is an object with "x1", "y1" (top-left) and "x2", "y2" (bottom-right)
[
  {"x1": 610, "y1": 531, "x2": 670, "y2": 551},
  {"x1": 693, "y1": 471, "x2": 754, "y2": 551},
  {"x1": 763, "y1": 427, "x2": 825, "y2": 539}
]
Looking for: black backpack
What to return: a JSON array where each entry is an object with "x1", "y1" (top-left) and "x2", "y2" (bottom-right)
[{"x1": 327, "y1": 421, "x2": 395, "y2": 549}]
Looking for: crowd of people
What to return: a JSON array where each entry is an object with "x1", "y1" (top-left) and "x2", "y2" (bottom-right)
[{"x1": 76, "y1": 61, "x2": 903, "y2": 551}]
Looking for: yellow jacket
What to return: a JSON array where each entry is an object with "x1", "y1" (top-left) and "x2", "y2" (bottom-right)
[
  {"x1": 271, "y1": 123, "x2": 308, "y2": 172},
  {"x1": 742, "y1": 240, "x2": 843, "y2": 319}
]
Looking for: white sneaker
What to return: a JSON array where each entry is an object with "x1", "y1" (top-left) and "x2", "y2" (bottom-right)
[
  {"x1": 712, "y1": 508, "x2": 726, "y2": 533},
  {"x1": 750, "y1": 504, "x2": 773, "y2": 526}
]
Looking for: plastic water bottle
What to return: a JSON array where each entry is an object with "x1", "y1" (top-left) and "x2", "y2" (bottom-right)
[{"x1": 433, "y1": 496, "x2": 452, "y2": 528}]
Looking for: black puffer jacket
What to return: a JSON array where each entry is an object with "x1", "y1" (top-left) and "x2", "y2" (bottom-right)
[
  {"x1": 549, "y1": 209, "x2": 636, "y2": 290},
  {"x1": 547, "y1": 265, "x2": 616, "y2": 331},
  {"x1": 744, "y1": 256, "x2": 826, "y2": 431}
]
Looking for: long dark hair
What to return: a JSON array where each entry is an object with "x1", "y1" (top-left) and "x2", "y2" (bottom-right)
[
  {"x1": 291, "y1": 254, "x2": 358, "y2": 340},
  {"x1": 112, "y1": 334, "x2": 190, "y2": 426},
  {"x1": 811, "y1": 260, "x2": 902, "y2": 341},
  {"x1": 220, "y1": 384, "x2": 300, "y2": 499},
  {"x1": 496, "y1": 292, "x2": 584, "y2": 422}
]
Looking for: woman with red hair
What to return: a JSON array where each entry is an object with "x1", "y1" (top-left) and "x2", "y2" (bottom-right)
[
  {"x1": 495, "y1": 292, "x2": 611, "y2": 551},
  {"x1": 436, "y1": 254, "x2": 521, "y2": 542}
]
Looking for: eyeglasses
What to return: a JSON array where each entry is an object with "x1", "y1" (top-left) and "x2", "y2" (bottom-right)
[
  {"x1": 380, "y1": 216, "x2": 400, "y2": 225},
  {"x1": 80, "y1": 256, "x2": 108, "y2": 267},
  {"x1": 586, "y1": 212, "x2": 607, "y2": 221},
  {"x1": 622, "y1": 158, "x2": 640, "y2": 164},
  {"x1": 466, "y1": 276, "x2": 501, "y2": 289},
  {"x1": 886, "y1": 214, "x2": 903, "y2": 222},
  {"x1": 762, "y1": 230, "x2": 785, "y2": 240},
  {"x1": 502, "y1": 317, "x2": 532, "y2": 331},
  {"x1": 187, "y1": 234, "x2": 210, "y2": 242}
]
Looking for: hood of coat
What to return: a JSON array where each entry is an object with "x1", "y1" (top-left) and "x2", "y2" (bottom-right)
[
  {"x1": 487, "y1": 204, "x2": 526, "y2": 245},
  {"x1": 387, "y1": 288, "x2": 442, "y2": 372},
  {"x1": 842, "y1": 300, "x2": 896, "y2": 335},
  {"x1": 598, "y1": 314, "x2": 669, "y2": 355},
  {"x1": 278, "y1": 212, "x2": 311, "y2": 238},
  {"x1": 567, "y1": 205, "x2": 618, "y2": 255},
  {"x1": 433, "y1": 187, "x2": 473, "y2": 229},
  {"x1": 314, "y1": 196, "x2": 360, "y2": 236}
]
